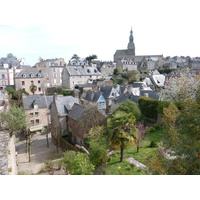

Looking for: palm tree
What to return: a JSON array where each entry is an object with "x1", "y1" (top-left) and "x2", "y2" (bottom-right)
[
  {"x1": 29, "y1": 85, "x2": 37, "y2": 95},
  {"x1": 107, "y1": 111, "x2": 137, "y2": 162}
]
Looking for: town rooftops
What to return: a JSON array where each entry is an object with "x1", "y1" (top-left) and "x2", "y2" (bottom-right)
[
  {"x1": 66, "y1": 65, "x2": 101, "y2": 76},
  {"x1": 22, "y1": 94, "x2": 53, "y2": 110},
  {"x1": 68, "y1": 103, "x2": 85, "y2": 121},
  {"x1": 55, "y1": 95, "x2": 80, "y2": 117},
  {"x1": 83, "y1": 90, "x2": 103, "y2": 103},
  {"x1": 15, "y1": 68, "x2": 43, "y2": 79}
]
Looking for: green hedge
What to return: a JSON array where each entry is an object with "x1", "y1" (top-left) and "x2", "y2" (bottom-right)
[{"x1": 138, "y1": 97, "x2": 171, "y2": 120}]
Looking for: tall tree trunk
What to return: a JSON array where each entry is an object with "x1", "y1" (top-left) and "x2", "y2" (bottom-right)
[
  {"x1": 46, "y1": 131, "x2": 49, "y2": 148},
  {"x1": 28, "y1": 134, "x2": 31, "y2": 162},
  {"x1": 136, "y1": 144, "x2": 140, "y2": 153},
  {"x1": 120, "y1": 145, "x2": 124, "y2": 162}
]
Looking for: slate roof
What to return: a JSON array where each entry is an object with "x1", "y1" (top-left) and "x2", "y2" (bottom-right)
[
  {"x1": 140, "y1": 90, "x2": 160, "y2": 100},
  {"x1": 113, "y1": 94, "x2": 140, "y2": 104},
  {"x1": 68, "y1": 103, "x2": 85, "y2": 121},
  {"x1": 132, "y1": 82, "x2": 144, "y2": 88},
  {"x1": 15, "y1": 68, "x2": 43, "y2": 79},
  {"x1": 114, "y1": 49, "x2": 128, "y2": 56},
  {"x1": 55, "y1": 96, "x2": 80, "y2": 117},
  {"x1": 66, "y1": 66, "x2": 101, "y2": 76},
  {"x1": 0, "y1": 57, "x2": 20, "y2": 67},
  {"x1": 83, "y1": 90, "x2": 102, "y2": 102},
  {"x1": 22, "y1": 94, "x2": 53, "y2": 110},
  {"x1": 100, "y1": 86, "x2": 113, "y2": 99}
]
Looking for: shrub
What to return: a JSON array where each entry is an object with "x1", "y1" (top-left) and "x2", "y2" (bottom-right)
[
  {"x1": 157, "y1": 101, "x2": 170, "y2": 115},
  {"x1": 149, "y1": 141, "x2": 158, "y2": 148},
  {"x1": 138, "y1": 97, "x2": 158, "y2": 120}
]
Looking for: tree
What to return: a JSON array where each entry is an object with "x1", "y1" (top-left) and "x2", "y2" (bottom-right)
[
  {"x1": 62, "y1": 151, "x2": 94, "y2": 175},
  {"x1": 135, "y1": 122, "x2": 147, "y2": 153},
  {"x1": 0, "y1": 105, "x2": 27, "y2": 137},
  {"x1": 126, "y1": 70, "x2": 140, "y2": 83},
  {"x1": 148, "y1": 100, "x2": 200, "y2": 175},
  {"x1": 160, "y1": 74, "x2": 200, "y2": 102},
  {"x1": 29, "y1": 85, "x2": 37, "y2": 95},
  {"x1": 77, "y1": 104, "x2": 106, "y2": 138},
  {"x1": 114, "y1": 99, "x2": 141, "y2": 121},
  {"x1": 7, "y1": 53, "x2": 17, "y2": 59},
  {"x1": 87, "y1": 126, "x2": 109, "y2": 174},
  {"x1": 107, "y1": 111, "x2": 137, "y2": 162},
  {"x1": 70, "y1": 54, "x2": 80, "y2": 61},
  {"x1": 113, "y1": 68, "x2": 119, "y2": 75},
  {"x1": 85, "y1": 54, "x2": 97, "y2": 66}
]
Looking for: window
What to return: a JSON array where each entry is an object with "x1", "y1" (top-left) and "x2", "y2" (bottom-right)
[
  {"x1": 30, "y1": 120, "x2": 34, "y2": 125},
  {"x1": 38, "y1": 81, "x2": 40, "y2": 84},
  {"x1": 34, "y1": 104, "x2": 38, "y2": 110},
  {"x1": 30, "y1": 113, "x2": 34, "y2": 117},
  {"x1": 35, "y1": 119, "x2": 39, "y2": 124},
  {"x1": 22, "y1": 81, "x2": 25, "y2": 85},
  {"x1": 31, "y1": 81, "x2": 34, "y2": 85},
  {"x1": 38, "y1": 87, "x2": 41, "y2": 92},
  {"x1": 2, "y1": 81, "x2": 6, "y2": 85},
  {"x1": 35, "y1": 112, "x2": 39, "y2": 117},
  {"x1": 2, "y1": 74, "x2": 5, "y2": 79},
  {"x1": 53, "y1": 74, "x2": 57, "y2": 77}
]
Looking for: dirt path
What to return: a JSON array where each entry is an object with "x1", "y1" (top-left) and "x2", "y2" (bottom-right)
[{"x1": 16, "y1": 133, "x2": 63, "y2": 175}]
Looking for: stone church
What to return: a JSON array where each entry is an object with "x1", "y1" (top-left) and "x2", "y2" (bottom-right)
[{"x1": 114, "y1": 28, "x2": 163, "y2": 67}]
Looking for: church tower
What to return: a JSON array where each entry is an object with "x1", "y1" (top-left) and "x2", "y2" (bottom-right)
[{"x1": 127, "y1": 28, "x2": 135, "y2": 55}]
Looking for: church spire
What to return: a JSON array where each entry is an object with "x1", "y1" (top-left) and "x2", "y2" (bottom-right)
[{"x1": 127, "y1": 27, "x2": 135, "y2": 55}]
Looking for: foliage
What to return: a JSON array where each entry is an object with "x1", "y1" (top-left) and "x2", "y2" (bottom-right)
[
  {"x1": 126, "y1": 70, "x2": 140, "y2": 83},
  {"x1": 138, "y1": 97, "x2": 159, "y2": 120},
  {"x1": 115, "y1": 99, "x2": 141, "y2": 121},
  {"x1": 62, "y1": 151, "x2": 94, "y2": 175},
  {"x1": 160, "y1": 74, "x2": 200, "y2": 102},
  {"x1": 113, "y1": 68, "x2": 119, "y2": 75},
  {"x1": 70, "y1": 54, "x2": 80, "y2": 61},
  {"x1": 87, "y1": 126, "x2": 109, "y2": 173},
  {"x1": 78, "y1": 104, "x2": 106, "y2": 137},
  {"x1": 148, "y1": 100, "x2": 200, "y2": 175},
  {"x1": 149, "y1": 141, "x2": 158, "y2": 148},
  {"x1": 57, "y1": 89, "x2": 73, "y2": 96},
  {"x1": 158, "y1": 68, "x2": 176, "y2": 74},
  {"x1": 107, "y1": 111, "x2": 137, "y2": 162},
  {"x1": 157, "y1": 101, "x2": 170, "y2": 114},
  {"x1": 135, "y1": 122, "x2": 147, "y2": 152},
  {"x1": 0, "y1": 105, "x2": 27, "y2": 136},
  {"x1": 5, "y1": 87, "x2": 16, "y2": 96},
  {"x1": 7, "y1": 53, "x2": 17, "y2": 59},
  {"x1": 111, "y1": 78, "x2": 123, "y2": 85},
  {"x1": 85, "y1": 54, "x2": 97, "y2": 65},
  {"x1": 44, "y1": 160, "x2": 55, "y2": 175},
  {"x1": 29, "y1": 85, "x2": 37, "y2": 95}
]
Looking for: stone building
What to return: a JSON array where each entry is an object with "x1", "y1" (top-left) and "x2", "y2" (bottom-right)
[
  {"x1": 62, "y1": 65, "x2": 101, "y2": 89},
  {"x1": 14, "y1": 68, "x2": 44, "y2": 94},
  {"x1": 22, "y1": 94, "x2": 53, "y2": 132},
  {"x1": 114, "y1": 28, "x2": 163, "y2": 68}
]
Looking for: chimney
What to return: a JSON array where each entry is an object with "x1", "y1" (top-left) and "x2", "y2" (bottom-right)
[
  {"x1": 53, "y1": 92, "x2": 57, "y2": 102},
  {"x1": 127, "y1": 85, "x2": 132, "y2": 94}
]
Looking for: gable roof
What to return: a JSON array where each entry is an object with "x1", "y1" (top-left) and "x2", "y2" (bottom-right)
[
  {"x1": 140, "y1": 90, "x2": 160, "y2": 100},
  {"x1": 114, "y1": 49, "x2": 128, "y2": 56},
  {"x1": 68, "y1": 103, "x2": 85, "y2": 121},
  {"x1": 55, "y1": 96, "x2": 80, "y2": 117},
  {"x1": 15, "y1": 68, "x2": 43, "y2": 79},
  {"x1": 83, "y1": 90, "x2": 104, "y2": 103},
  {"x1": 22, "y1": 94, "x2": 53, "y2": 110},
  {"x1": 113, "y1": 94, "x2": 140, "y2": 104},
  {"x1": 66, "y1": 65, "x2": 101, "y2": 76},
  {"x1": 100, "y1": 86, "x2": 113, "y2": 99}
]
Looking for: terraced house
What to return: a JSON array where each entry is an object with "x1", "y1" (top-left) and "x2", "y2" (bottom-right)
[{"x1": 14, "y1": 68, "x2": 44, "y2": 94}]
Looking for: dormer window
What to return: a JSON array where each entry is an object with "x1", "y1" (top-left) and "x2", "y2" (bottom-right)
[
  {"x1": 30, "y1": 73, "x2": 34, "y2": 78},
  {"x1": 34, "y1": 103, "x2": 38, "y2": 110},
  {"x1": 94, "y1": 69, "x2": 97, "y2": 73},
  {"x1": 87, "y1": 69, "x2": 90, "y2": 73},
  {"x1": 37, "y1": 73, "x2": 41, "y2": 77},
  {"x1": 22, "y1": 73, "x2": 26, "y2": 78}
]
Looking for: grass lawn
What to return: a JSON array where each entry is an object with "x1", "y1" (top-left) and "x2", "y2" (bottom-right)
[{"x1": 106, "y1": 128, "x2": 165, "y2": 175}]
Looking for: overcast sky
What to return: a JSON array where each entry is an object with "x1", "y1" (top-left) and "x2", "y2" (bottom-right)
[{"x1": 0, "y1": 0, "x2": 199, "y2": 66}]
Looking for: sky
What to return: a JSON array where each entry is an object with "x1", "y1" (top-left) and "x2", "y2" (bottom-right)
[{"x1": 0, "y1": 0, "x2": 200, "y2": 66}]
